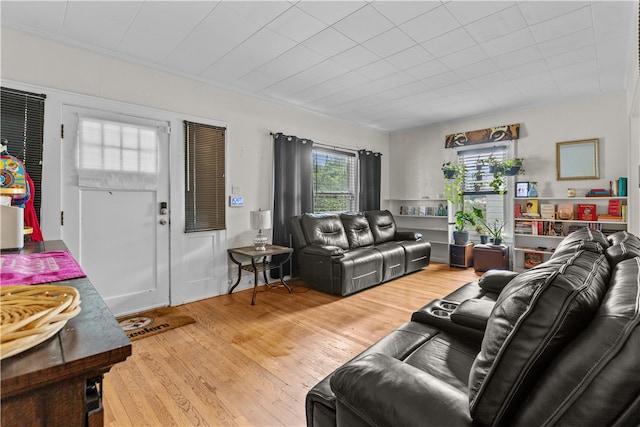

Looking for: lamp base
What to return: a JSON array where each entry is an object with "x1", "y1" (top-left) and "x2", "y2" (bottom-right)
[{"x1": 254, "y1": 231, "x2": 268, "y2": 251}]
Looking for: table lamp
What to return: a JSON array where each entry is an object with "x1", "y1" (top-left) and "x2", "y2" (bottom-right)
[{"x1": 250, "y1": 209, "x2": 272, "y2": 251}]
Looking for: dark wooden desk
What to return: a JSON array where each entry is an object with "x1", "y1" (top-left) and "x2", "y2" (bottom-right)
[
  {"x1": 1, "y1": 240, "x2": 132, "y2": 427},
  {"x1": 227, "y1": 244, "x2": 293, "y2": 305}
]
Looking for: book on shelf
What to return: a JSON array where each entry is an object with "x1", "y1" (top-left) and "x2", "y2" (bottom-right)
[
  {"x1": 577, "y1": 204, "x2": 597, "y2": 221},
  {"x1": 540, "y1": 204, "x2": 555, "y2": 219},
  {"x1": 597, "y1": 215, "x2": 623, "y2": 221},
  {"x1": 524, "y1": 251, "x2": 544, "y2": 269},
  {"x1": 608, "y1": 199, "x2": 621, "y2": 215},
  {"x1": 525, "y1": 199, "x2": 539, "y2": 215}
]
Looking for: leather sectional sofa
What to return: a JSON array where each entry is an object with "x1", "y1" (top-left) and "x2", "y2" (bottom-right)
[
  {"x1": 291, "y1": 210, "x2": 431, "y2": 296},
  {"x1": 306, "y1": 228, "x2": 640, "y2": 426}
]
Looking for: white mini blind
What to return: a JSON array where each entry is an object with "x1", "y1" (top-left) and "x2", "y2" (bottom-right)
[
  {"x1": 78, "y1": 117, "x2": 158, "y2": 190},
  {"x1": 312, "y1": 148, "x2": 357, "y2": 213},
  {"x1": 458, "y1": 146, "x2": 507, "y2": 194}
]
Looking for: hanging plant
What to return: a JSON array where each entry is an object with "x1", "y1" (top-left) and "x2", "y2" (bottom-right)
[{"x1": 441, "y1": 162, "x2": 458, "y2": 179}]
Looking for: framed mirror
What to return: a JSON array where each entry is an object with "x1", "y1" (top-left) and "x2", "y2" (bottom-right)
[{"x1": 556, "y1": 138, "x2": 599, "y2": 180}]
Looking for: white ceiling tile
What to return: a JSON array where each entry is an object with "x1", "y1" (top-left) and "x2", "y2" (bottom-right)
[
  {"x1": 332, "y1": 45, "x2": 379, "y2": 69},
  {"x1": 400, "y1": 5, "x2": 460, "y2": 43},
  {"x1": 333, "y1": 4, "x2": 395, "y2": 44},
  {"x1": 464, "y1": 5, "x2": 527, "y2": 44},
  {"x1": 375, "y1": 71, "x2": 419, "y2": 90},
  {"x1": 518, "y1": 1, "x2": 590, "y2": 26},
  {"x1": 371, "y1": 1, "x2": 441, "y2": 25},
  {"x1": 421, "y1": 71, "x2": 463, "y2": 90},
  {"x1": 467, "y1": 71, "x2": 509, "y2": 89},
  {"x1": 289, "y1": 81, "x2": 346, "y2": 103},
  {"x1": 117, "y1": 27, "x2": 181, "y2": 61},
  {"x1": 546, "y1": 45, "x2": 597, "y2": 70},
  {"x1": 362, "y1": 28, "x2": 417, "y2": 58},
  {"x1": 592, "y1": 1, "x2": 637, "y2": 43},
  {"x1": 267, "y1": 6, "x2": 328, "y2": 43},
  {"x1": 502, "y1": 59, "x2": 550, "y2": 80},
  {"x1": 259, "y1": 45, "x2": 325, "y2": 79},
  {"x1": 529, "y1": 6, "x2": 592, "y2": 43},
  {"x1": 385, "y1": 45, "x2": 434, "y2": 70},
  {"x1": 302, "y1": 27, "x2": 357, "y2": 58},
  {"x1": 444, "y1": 1, "x2": 516, "y2": 25},
  {"x1": 295, "y1": 1, "x2": 366, "y2": 25},
  {"x1": 222, "y1": 1, "x2": 293, "y2": 28},
  {"x1": 454, "y1": 59, "x2": 499, "y2": 80},
  {"x1": 304, "y1": 60, "x2": 351, "y2": 82},
  {"x1": 536, "y1": 28, "x2": 594, "y2": 58},
  {"x1": 440, "y1": 45, "x2": 489, "y2": 69},
  {"x1": 480, "y1": 27, "x2": 537, "y2": 57},
  {"x1": 237, "y1": 70, "x2": 281, "y2": 92},
  {"x1": 405, "y1": 60, "x2": 449, "y2": 80},
  {"x1": 61, "y1": 1, "x2": 143, "y2": 49},
  {"x1": 1, "y1": 1, "x2": 66, "y2": 32},
  {"x1": 422, "y1": 28, "x2": 476, "y2": 58},
  {"x1": 331, "y1": 71, "x2": 372, "y2": 89},
  {"x1": 356, "y1": 60, "x2": 399, "y2": 80}
]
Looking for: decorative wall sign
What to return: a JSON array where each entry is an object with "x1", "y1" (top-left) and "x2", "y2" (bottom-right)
[{"x1": 445, "y1": 123, "x2": 520, "y2": 148}]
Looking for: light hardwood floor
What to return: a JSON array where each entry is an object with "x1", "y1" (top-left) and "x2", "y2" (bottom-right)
[{"x1": 103, "y1": 263, "x2": 481, "y2": 427}]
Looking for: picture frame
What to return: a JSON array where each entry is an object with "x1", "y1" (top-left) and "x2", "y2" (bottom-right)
[
  {"x1": 515, "y1": 181, "x2": 529, "y2": 198},
  {"x1": 556, "y1": 138, "x2": 599, "y2": 180}
]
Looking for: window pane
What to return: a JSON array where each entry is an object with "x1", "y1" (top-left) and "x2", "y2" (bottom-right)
[{"x1": 312, "y1": 148, "x2": 356, "y2": 213}]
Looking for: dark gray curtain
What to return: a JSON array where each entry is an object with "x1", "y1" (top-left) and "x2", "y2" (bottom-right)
[
  {"x1": 272, "y1": 133, "x2": 314, "y2": 278},
  {"x1": 359, "y1": 150, "x2": 381, "y2": 211}
]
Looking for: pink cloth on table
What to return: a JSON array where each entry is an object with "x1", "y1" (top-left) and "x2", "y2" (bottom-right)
[{"x1": 0, "y1": 251, "x2": 86, "y2": 286}]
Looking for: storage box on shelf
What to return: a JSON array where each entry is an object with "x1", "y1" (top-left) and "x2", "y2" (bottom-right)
[
  {"x1": 512, "y1": 196, "x2": 627, "y2": 271},
  {"x1": 387, "y1": 198, "x2": 449, "y2": 263}
]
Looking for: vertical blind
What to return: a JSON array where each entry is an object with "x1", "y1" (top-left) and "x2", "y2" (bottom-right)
[
  {"x1": 0, "y1": 87, "x2": 46, "y2": 220},
  {"x1": 184, "y1": 121, "x2": 226, "y2": 232},
  {"x1": 458, "y1": 146, "x2": 507, "y2": 194}
]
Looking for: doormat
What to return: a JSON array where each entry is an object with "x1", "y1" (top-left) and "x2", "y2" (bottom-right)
[{"x1": 117, "y1": 307, "x2": 195, "y2": 341}]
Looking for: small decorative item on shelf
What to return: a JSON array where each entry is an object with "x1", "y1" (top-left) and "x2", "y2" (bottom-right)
[
  {"x1": 557, "y1": 203, "x2": 574, "y2": 220},
  {"x1": 577, "y1": 204, "x2": 597, "y2": 221},
  {"x1": 527, "y1": 181, "x2": 538, "y2": 197},
  {"x1": 586, "y1": 188, "x2": 610, "y2": 197},
  {"x1": 524, "y1": 252, "x2": 544, "y2": 269},
  {"x1": 567, "y1": 188, "x2": 576, "y2": 197}
]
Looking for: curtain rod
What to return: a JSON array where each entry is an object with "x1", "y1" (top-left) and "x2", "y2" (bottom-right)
[{"x1": 269, "y1": 131, "x2": 364, "y2": 154}]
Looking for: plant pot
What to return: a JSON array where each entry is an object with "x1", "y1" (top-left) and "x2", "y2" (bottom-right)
[
  {"x1": 443, "y1": 170, "x2": 457, "y2": 179},
  {"x1": 453, "y1": 231, "x2": 469, "y2": 245},
  {"x1": 480, "y1": 235, "x2": 489, "y2": 244},
  {"x1": 492, "y1": 238, "x2": 503, "y2": 245},
  {"x1": 504, "y1": 166, "x2": 521, "y2": 176}
]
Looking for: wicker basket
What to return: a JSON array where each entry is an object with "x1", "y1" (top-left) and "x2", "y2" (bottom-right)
[{"x1": 1, "y1": 285, "x2": 81, "y2": 360}]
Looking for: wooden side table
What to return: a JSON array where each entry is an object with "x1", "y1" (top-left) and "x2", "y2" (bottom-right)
[
  {"x1": 450, "y1": 243, "x2": 474, "y2": 268},
  {"x1": 227, "y1": 244, "x2": 293, "y2": 305}
]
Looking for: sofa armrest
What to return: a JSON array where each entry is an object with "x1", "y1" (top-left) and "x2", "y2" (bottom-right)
[
  {"x1": 477, "y1": 270, "x2": 519, "y2": 293},
  {"x1": 450, "y1": 299, "x2": 495, "y2": 331},
  {"x1": 395, "y1": 231, "x2": 422, "y2": 241},
  {"x1": 330, "y1": 353, "x2": 472, "y2": 427},
  {"x1": 300, "y1": 244, "x2": 345, "y2": 257}
]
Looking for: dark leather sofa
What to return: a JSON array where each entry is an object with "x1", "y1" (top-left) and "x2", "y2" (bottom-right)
[
  {"x1": 306, "y1": 228, "x2": 640, "y2": 426},
  {"x1": 291, "y1": 210, "x2": 431, "y2": 296}
]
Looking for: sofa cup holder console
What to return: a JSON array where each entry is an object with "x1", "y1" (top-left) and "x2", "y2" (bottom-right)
[{"x1": 428, "y1": 299, "x2": 459, "y2": 319}]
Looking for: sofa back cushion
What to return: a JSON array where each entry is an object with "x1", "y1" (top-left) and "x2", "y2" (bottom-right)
[
  {"x1": 340, "y1": 213, "x2": 375, "y2": 248},
  {"x1": 468, "y1": 248, "x2": 611, "y2": 426},
  {"x1": 300, "y1": 213, "x2": 349, "y2": 250},
  {"x1": 606, "y1": 231, "x2": 640, "y2": 266},
  {"x1": 512, "y1": 257, "x2": 640, "y2": 426},
  {"x1": 365, "y1": 210, "x2": 397, "y2": 244},
  {"x1": 551, "y1": 227, "x2": 608, "y2": 259}
]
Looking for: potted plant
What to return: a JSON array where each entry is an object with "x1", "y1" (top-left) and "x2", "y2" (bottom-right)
[
  {"x1": 453, "y1": 210, "x2": 476, "y2": 244},
  {"x1": 503, "y1": 158, "x2": 524, "y2": 176},
  {"x1": 486, "y1": 157, "x2": 525, "y2": 194},
  {"x1": 441, "y1": 162, "x2": 458, "y2": 179},
  {"x1": 484, "y1": 219, "x2": 505, "y2": 245},
  {"x1": 472, "y1": 206, "x2": 489, "y2": 244}
]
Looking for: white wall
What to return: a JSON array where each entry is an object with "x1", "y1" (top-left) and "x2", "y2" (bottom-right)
[
  {"x1": 388, "y1": 91, "x2": 632, "y2": 236},
  {"x1": 1, "y1": 28, "x2": 389, "y2": 304}
]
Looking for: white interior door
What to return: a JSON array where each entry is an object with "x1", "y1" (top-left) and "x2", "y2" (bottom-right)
[{"x1": 61, "y1": 106, "x2": 170, "y2": 316}]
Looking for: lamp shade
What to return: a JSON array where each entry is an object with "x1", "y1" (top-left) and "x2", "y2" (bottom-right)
[{"x1": 250, "y1": 210, "x2": 272, "y2": 231}]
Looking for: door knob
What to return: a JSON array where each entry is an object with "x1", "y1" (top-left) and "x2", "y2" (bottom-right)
[{"x1": 159, "y1": 219, "x2": 167, "y2": 225}]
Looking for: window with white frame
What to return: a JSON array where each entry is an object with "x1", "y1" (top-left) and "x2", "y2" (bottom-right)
[
  {"x1": 458, "y1": 146, "x2": 507, "y2": 233},
  {"x1": 312, "y1": 148, "x2": 357, "y2": 213}
]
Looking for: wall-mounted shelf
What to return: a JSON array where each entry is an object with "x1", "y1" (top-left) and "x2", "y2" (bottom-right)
[{"x1": 388, "y1": 198, "x2": 450, "y2": 263}]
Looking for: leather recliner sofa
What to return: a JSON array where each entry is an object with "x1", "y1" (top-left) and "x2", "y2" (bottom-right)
[
  {"x1": 291, "y1": 210, "x2": 431, "y2": 296},
  {"x1": 306, "y1": 228, "x2": 640, "y2": 426}
]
